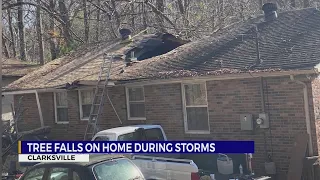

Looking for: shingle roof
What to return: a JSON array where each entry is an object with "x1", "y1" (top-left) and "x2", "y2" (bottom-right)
[
  {"x1": 5, "y1": 8, "x2": 320, "y2": 91},
  {"x1": 113, "y1": 8, "x2": 320, "y2": 80},
  {"x1": 2, "y1": 58, "x2": 39, "y2": 77}
]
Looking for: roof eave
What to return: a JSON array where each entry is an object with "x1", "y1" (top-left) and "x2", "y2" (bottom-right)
[
  {"x1": 115, "y1": 69, "x2": 319, "y2": 86},
  {"x1": 2, "y1": 81, "x2": 116, "y2": 94},
  {"x1": 4, "y1": 69, "x2": 319, "y2": 93}
]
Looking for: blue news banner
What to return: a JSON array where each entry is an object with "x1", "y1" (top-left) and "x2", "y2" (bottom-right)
[{"x1": 20, "y1": 141, "x2": 254, "y2": 154}]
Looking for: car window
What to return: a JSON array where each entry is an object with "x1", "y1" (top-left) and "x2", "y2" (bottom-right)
[
  {"x1": 92, "y1": 158, "x2": 143, "y2": 180},
  {"x1": 48, "y1": 167, "x2": 80, "y2": 180},
  {"x1": 118, "y1": 132, "x2": 140, "y2": 141},
  {"x1": 117, "y1": 128, "x2": 164, "y2": 141},
  {"x1": 94, "y1": 136, "x2": 110, "y2": 141},
  {"x1": 144, "y1": 128, "x2": 164, "y2": 141},
  {"x1": 23, "y1": 167, "x2": 46, "y2": 180}
]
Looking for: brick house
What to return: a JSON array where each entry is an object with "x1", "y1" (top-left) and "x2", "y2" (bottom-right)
[{"x1": 4, "y1": 4, "x2": 320, "y2": 179}]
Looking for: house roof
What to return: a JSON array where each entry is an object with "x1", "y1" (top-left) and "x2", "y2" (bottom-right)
[
  {"x1": 5, "y1": 7, "x2": 320, "y2": 91},
  {"x1": 2, "y1": 58, "x2": 39, "y2": 77}
]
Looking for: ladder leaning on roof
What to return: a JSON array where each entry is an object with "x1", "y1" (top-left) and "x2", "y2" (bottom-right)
[{"x1": 83, "y1": 53, "x2": 114, "y2": 140}]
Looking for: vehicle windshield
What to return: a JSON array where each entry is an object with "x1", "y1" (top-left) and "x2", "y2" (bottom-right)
[{"x1": 92, "y1": 158, "x2": 143, "y2": 180}]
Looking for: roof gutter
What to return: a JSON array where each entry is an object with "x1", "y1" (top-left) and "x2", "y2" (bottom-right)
[
  {"x1": 2, "y1": 88, "x2": 63, "y2": 95},
  {"x1": 3, "y1": 81, "x2": 116, "y2": 95},
  {"x1": 290, "y1": 75, "x2": 313, "y2": 156}
]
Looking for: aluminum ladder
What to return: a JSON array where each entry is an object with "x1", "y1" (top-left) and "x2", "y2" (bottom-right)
[{"x1": 83, "y1": 53, "x2": 113, "y2": 140}]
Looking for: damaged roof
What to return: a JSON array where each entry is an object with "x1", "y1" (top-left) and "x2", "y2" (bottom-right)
[
  {"x1": 5, "y1": 7, "x2": 320, "y2": 91},
  {"x1": 2, "y1": 58, "x2": 39, "y2": 77}
]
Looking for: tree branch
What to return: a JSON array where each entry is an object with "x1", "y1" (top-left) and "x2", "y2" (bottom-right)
[{"x1": 144, "y1": 1, "x2": 177, "y2": 32}]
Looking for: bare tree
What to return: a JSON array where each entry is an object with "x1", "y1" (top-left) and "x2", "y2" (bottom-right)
[
  {"x1": 48, "y1": 0, "x2": 58, "y2": 60},
  {"x1": 58, "y1": 0, "x2": 72, "y2": 47},
  {"x1": 1, "y1": 0, "x2": 320, "y2": 65},
  {"x1": 83, "y1": 0, "x2": 89, "y2": 43},
  {"x1": 7, "y1": 9, "x2": 16, "y2": 57},
  {"x1": 95, "y1": 0, "x2": 100, "y2": 41},
  {"x1": 17, "y1": 0, "x2": 26, "y2": 61},
  {"x1": 2, "y1": 35, "x2": 10, "y2": 58},
  {"x1": 156, "y1": 0, "x2": 165, "y2": 32},
  {"x1": 36, "y1": 0, "x2": 44, "y2": 65}
]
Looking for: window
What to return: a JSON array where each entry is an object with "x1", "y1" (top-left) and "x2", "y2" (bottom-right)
[
  {"x1": 126, "y1": 87, "x2": 146, "y2": 120},
  {"x1": 182, "y1": 83, "x2": 210, "y2": 133},
  {"x1": 92, "y1": 158, "x2": 143, "y2": 180},
  {"x1": 22, "y1": 168, "x2": 46, "y2": 180},
  {"x1": 54, "y1": 92, "x2": 69, "y2": 123},
  {"x1": 79, "y1": 89, "x2": 94, "y2": 120}
]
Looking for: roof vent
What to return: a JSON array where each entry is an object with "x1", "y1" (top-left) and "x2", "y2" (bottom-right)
[{"x1": 262, "y1": 3, "x2": 278, "y2": 22}]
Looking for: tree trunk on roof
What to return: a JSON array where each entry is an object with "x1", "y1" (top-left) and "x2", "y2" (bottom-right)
[
  {"x1": 36, "y1": 0, "x2": 45, "y2": 65},
  {"x1": 7, "y1": 9, "x2": 16, "y2": 57},
  {"x1": 17, "y1": 0, "x2": 27, "y2": 61},
  {"x1": 83, "y1": 0, "x2": 89, "y2": 43},
  {"x1": 49, "y1": 0, "x2": 59, "y2": 60},
  {"x1": 58, "y1": 0, "x2": 72, "y2": 47}
]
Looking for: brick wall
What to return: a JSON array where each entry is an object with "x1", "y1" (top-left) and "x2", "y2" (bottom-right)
[
  {"x1": 14, "y1": 75, "x2": 319, "y2": 179},
  {"x1": 14, "y1": 93, "x2": 41, "y2": 131}
]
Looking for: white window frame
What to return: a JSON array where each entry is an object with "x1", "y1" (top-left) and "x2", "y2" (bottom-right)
[
  {"x1": 181, "y1": 82, "x2": 210, "y2": 134},
  {"x1": 78, "y1": 89, "x2": 95, "y2": 120},
  {"x1": 126, "y1": 86, "x2": 146, "y2": 120},
  {"x1": 53, "y1": 91, "x2": 69, "y2": 124}
]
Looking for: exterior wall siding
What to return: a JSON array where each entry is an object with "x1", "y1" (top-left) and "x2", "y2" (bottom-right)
[{"x1": 14, "y1": 76, "x2": 319, "y2": 179}]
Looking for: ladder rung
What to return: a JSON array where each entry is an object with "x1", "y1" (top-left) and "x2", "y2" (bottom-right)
[{"x1": 84, "y1": 56, "x2": 113, "y2": 140}]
